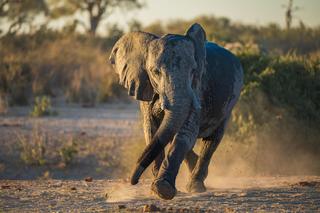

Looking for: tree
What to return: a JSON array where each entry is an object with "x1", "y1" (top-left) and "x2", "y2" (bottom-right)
[
  {"x1": 0, "y1": 0, "x2": 48, "y2": 35},
  {"x1": 49, "y1": 0, "x2": 143, "y2": 36},
  {"x1": 282, "y1": 0, "x2": 300, "y2": 29}
]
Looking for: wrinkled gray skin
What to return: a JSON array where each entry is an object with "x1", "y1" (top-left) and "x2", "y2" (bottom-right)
[{"x1": 109, "y1": 23, "x2": 243, "y2": 200}]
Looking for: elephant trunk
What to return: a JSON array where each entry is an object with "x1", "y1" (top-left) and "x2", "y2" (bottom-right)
[{"x1": 130, "y1": 97, "x2": 192, "y2": 185}]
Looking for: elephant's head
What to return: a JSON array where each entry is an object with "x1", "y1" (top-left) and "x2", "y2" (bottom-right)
[{"x1": 109, "y1": 23, "x2": 206, "y2": 184}]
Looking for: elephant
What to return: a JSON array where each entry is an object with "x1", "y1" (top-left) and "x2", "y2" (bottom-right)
[{"x1": 109, "y1": 23, "x2": 243, "y2": 200}]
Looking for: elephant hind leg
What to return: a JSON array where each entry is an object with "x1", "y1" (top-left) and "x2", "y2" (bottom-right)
[
  {"x1": 184, "y1": 149, "x2": 198, "y2": 173},
  {"x1": 187, "y1": 119, "x2": 227, "y2": 193}
]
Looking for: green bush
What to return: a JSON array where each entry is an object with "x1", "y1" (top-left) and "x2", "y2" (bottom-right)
[
  {"x1": 30, "y1": 96, "x2": 57, "y2": 117},
  {"x1": 236, "y1": 52, "x2": 320, "y2": 127},
  {"x1": 223, "y1": 51, "x2": 320, "y2": 175},
  {"x1": 59, "y1": 137, "x2": 78, "y2": 165}
]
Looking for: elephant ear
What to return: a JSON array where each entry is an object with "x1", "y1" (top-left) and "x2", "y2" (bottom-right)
[
  {"x1": 109, "y1": 32, "x2": 157, "y2": 101},
  {"x1": 185, "y1": 23, "x2": 206, "y2": 90}
]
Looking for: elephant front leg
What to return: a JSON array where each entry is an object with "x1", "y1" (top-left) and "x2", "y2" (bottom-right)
[
  {"x1": 151, "y1": 110, "x2": 199, "y2": 200},
  {"x1": 187, "y1": 119, "x2": 227, "y2": 193},
  {"x1": 140, "y1": 101, "x2": 164, "y2": 178},
  {"x1": 152, "y1": 151, "x2": 164, "y2": 177}
]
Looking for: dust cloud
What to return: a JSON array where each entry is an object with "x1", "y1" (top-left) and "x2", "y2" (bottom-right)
[
  {"x1": 105, "y1": 180, "x2": 153, "y2": 202},
  {"x1": 111, "y1": 111, "x2": 320, "y2": 199},
  {"x1": 174, "y1": 115, "x2": 320, "y2": 190}
]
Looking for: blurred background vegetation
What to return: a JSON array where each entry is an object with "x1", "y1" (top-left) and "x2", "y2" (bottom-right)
[{"x1": 0, "y1": 0, "x2": 319, "y2": 175}]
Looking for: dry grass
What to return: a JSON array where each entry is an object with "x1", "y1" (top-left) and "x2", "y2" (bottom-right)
[
  {"x1": 0, "y1": 93, "x2": 8, "y2": 114},
  {"x1": 15, "y1": 124, "x2": 80, "y2": 168},
  {"x1": 16, "y1": 125, "x2": 48, "y2": 166},
  {"x1": 0, "y1": 34, "x2": 127, "y2": 106}
]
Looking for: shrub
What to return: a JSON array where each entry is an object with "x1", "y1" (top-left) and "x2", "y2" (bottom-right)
[
  {"x1": 0, "y1": 92, "x2": 8, "y2": 114},
  {"x1": 30, "y1": 96, "x2": 57, "y2": 117},
  {"x1": 58, "y1": 136, "x2": 78, "y2": 165},
  {"x1": 222, "y1": 51, "x2": 320, "y2": 175},
  {"x1": 236, "y1": 52, "x2": 320, "y2": 127},
  {"x1": 0, "y1": 30, "x2": 127, "y2": 108},
  {"x1": 0, "y1": 60, "x2": 32, "y2": 105},
  {"x1": 17, "y1": 126, "x2": 47, "y2": 166},
  {"x1": 16, "y1": 124, "x2": 80, "y2": 167}
]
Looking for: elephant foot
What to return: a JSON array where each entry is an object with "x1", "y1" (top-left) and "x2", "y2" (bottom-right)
[
  {"x1": 186, "y1": 180, "x2": 206, "y2": 193},
  {"x1": 151, "y1": 178, "x2": 177, "y2": 200}
]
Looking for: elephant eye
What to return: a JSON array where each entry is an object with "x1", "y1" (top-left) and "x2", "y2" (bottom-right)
[{"x1": 153, "y1": 68, "x2": 161, "y2": 75}]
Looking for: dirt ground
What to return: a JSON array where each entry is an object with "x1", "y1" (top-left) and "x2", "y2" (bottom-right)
[
  {"x1": 1, "y1": 104, "x2": 320, "y2": 212},
  {"x1": 0, "y1": 103, "x2": 140, "y2": 138},
  {"x1": 1, "y1": 177, "x2": 320, "y2": 212},
  {"x1": 0, "y1": 103, "x2": 141, "y2": 180}
]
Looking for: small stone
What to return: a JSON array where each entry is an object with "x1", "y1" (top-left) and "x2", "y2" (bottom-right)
[
  {"x1": 70, "y1": 187, "x2": 77, "y2": 191},
  {"x1": 56, "y1": 162, "x2": 67, "y2": 169},
  {"x1": 84, "y1": 177, "x2": 93, "y2": 182},
  {"x1": 118, "y1": 204, "x2": 126, "y2": 209},
  {"x1": 143, "y1": 204, "x2": 160, "y2": 212},
  {"x1": 297, "y1": 181, "x2": 318, "y2": 187},
  {"x1": 224, "y1": 207, "x2": 236, "y2": 213},
  {"x1": 1, "y1": 185, "x2": 10, "y2": 189}
]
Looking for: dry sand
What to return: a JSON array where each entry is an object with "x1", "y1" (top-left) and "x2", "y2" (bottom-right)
[{"x1": 1, "y1": 177, "x2": 320, "y2": 212}]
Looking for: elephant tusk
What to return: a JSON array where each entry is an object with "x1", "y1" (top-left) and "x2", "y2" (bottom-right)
[
  {"x1": 160, "y1": 102, "x2": 166, "y2": 111},
  {"x1": 160, "y1": 94, "x2": 170, "y2": 110}
]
